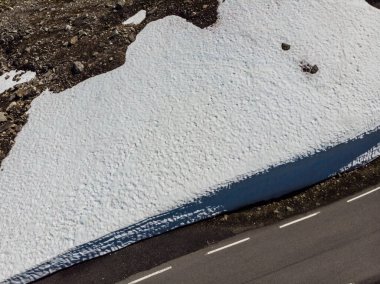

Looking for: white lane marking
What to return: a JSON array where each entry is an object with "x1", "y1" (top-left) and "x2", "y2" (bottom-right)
[
  {"x1": 128, "y1": 266, "x2": 172, "y2": 284},
  {"x1": 279, "y1": 212, "x2": 320, "y2": 229},
  {"x1": 347, "y1": 187, "x2": 380, "y2": 203},
  {"x1": 206, "y1": 237, "x2": 250, "y2": 255}
]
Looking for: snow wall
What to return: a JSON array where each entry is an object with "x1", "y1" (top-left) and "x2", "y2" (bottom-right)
[{"x1": 6, "y1": 126, "x2": 380, "y2": 283}]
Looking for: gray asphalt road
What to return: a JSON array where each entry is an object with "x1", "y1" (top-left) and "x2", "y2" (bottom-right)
[{"x1": 121, "y1": 185, "x2": 380, "y2": 284}]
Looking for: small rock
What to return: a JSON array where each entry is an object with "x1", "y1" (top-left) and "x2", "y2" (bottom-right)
[
  {"x1": 6, "y1": 102, "x2": 17, "y2": 111},
  {"x1": 70, "y1": 35, "x2": 78, "y2": 45},
  {"x1": 65, "y1": 25, "x2": 72, "y2": 31},
  {"x1": 0, "y1": 112, "x2": 7, "y2": 123},
  {"x1": 128, "y1": 33, "x2": 136, "y2": 42},
  {"x1": 300, "y1": 61, "x2": 319, "y2": 74},
  {"x1": 78, "y1": 30, "x2": 87, "y2": 37},
  {"x1": 310, "y1": 65, "x2": 319, "y2": 74},
  {"x1": 25, "y1": 47, "x2": 31, "y2": 53},
  {"x1": 115, "y1": 0, "x2": 126, "y2": 10},
  {"x1": 286, "y1": 206, "x2": 294, "y2": 212},
  {"x1": 72, "y1": 61, "x2": 84, "y2": 74},
  {"x1": 281, "y1": 43, "x2": 291, "y2": 51},
  {"x1": 274, "y1": 209, "x2": 280, "y2": 214}
]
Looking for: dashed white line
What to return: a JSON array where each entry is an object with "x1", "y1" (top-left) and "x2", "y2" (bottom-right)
[
  {"x1": 206, "y1": 237, "x2": 250, "y2": 255},
  {"x1": 347, "y1": 187, "x2": 380, "y2": 203},
  {"x1": 128, "y1": 266, "x2": 172, "y2": 284},
  {"x1": 279, "y1": 212, "x2": 320, "y2": 229}
]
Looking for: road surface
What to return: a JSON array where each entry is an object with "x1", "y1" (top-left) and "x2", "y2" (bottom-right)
[{"x1": 121, "y1": 185, "x2": 380, "y2": 284}]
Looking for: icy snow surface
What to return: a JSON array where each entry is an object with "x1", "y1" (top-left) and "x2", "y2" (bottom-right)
[
  {"x1": 0, "y1": 70, "x2": 35, "y2": 95},
  {"x1": 1, "y1": 0, "x2": 380, "y2": 282},
  {"x1": 123, "y1": 10, "x2": 146, "y2": 25}
]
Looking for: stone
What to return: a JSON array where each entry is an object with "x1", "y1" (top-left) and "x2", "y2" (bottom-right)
[
  {"x1": 78, "y1": 30, "x2": 88, "y2": 37},
  {"x1": 115, "y1": 0, "x2": 126, "y2": 10},
  {"x1": 0, "y1": 112, "x2": 7, "y2": 123},
  {"x1": 286, "y1": 206, "x2": 294, "y2": 212},
  {"x1": 70, "y1": 35, "x2": 78, "y2": 45},
  {"x1": 128, "y1": 33, "x2": 136, "y2": 42},
  {"x1": 72, "y1": 61, "x2": 84, "y2": 74},
  {"x1": 6, "y1": 102, "x2": 17, "y2": 111},
  {"x1": 281, "y1": 43, "x2": 291, "y2": 51},
  {"x1": 310, "y1": 65, "x2": 319, "y2": 74}
]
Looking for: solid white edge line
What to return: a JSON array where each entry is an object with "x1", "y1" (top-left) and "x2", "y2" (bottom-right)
[
  {"x1": 128, "y1": 266, "x2": 172, "y2": 284},
  {"x1": 206, "y1": 237, "x2": 250, "y2": 255},
  {"x1": 279, "y1": 212, "x2": 320, "y2": 229},
  {"x1": 347, "y1": 187, "x2": 380, "y2": 203}
]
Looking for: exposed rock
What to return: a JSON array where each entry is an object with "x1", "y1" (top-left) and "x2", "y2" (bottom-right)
[
  {"x1": 115, "y1": 0, "x2": 126, "y2": 10},
  {"x1": 71, "y1": 61, "x2": 85, "y2": 74},
  {"x1": 286, "y1": 206, "x2": 294, "y2": 212},
  {"x1": 0, "y1": 112, "x2": 7, "y2": 123},
  {"x1": 310, "y1": 64, "x2": 319, "y2": 74},
  {"x1": 281, "y1": 43, "x2": 290, "y2": 51},
  {"x1": 70, "y1": 35, "x2": 78, "y2": 45},
  {"x1": 6, "y1": 102, "x2": 17, "y2": 112},
  {"x1": 300, "y1": 61, "x2": 319, "y2": 75},
  {"x1": 128, "y1": 32, "x2": 136, "y2": 42}
]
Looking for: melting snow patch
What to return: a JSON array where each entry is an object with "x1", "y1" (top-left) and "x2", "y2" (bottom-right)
[
  {"x1": 1, "y1": 0, "x2": 380, "y2": 282},
  {"x1": 0, "y1": 70, "x2": 35, "y2": 95},
  {"x1": 123, "y1": 10, "x2": 146, "y2": 25}
]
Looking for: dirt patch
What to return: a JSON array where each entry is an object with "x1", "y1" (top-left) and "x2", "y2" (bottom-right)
[{"x1": 0, "y1": 0, "x2": 218, "y2": 165}]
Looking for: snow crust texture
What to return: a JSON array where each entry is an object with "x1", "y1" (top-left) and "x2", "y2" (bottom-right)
[
  {"x1": 1, "y1": 0, "x2": 380, "y2": 282},
  {"x1": 0, "y1": 70, "x2": 35, "y2": 95}
]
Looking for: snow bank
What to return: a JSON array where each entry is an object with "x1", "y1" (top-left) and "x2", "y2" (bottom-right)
[
  {"x1": 1, "y1": 0, "x2": 380, "y2": 282},
  {"x1": 123, "y1": 10, "x2": 146, "y2": 25},
  {"x1": 0, "y1": 70, "x2": 35, "y2": 95}
]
